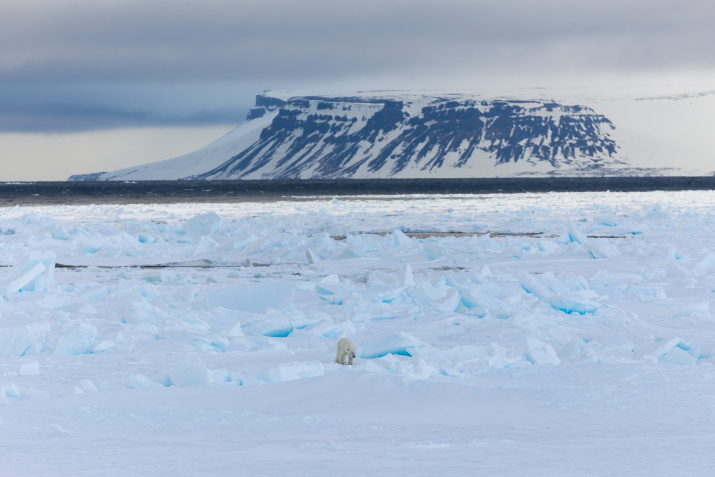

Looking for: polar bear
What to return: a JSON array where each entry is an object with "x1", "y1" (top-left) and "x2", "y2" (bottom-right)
[{"x1": 335, "y1": 338, "x2": 357, "y2": 365}]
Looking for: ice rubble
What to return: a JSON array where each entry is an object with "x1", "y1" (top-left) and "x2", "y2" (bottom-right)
[
  {"x1": 0, "y1": 191, "x2": 714, "y2": 400},
  {"x1": 0, "y1": 251, "x2": 56, "y2": 297}
]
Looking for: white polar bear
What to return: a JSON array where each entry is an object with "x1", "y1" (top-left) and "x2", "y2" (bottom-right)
[{"x1": 335, "y1": 338, "x2": 356, "y2": 365}]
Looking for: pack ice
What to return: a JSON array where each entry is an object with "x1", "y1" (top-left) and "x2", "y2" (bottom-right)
[{"x1": 2, "y1": 191, "x2": 715, "y2": 475}]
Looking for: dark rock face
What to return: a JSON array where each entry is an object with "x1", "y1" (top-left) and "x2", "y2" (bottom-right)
[
  {"x1": 67, "y1": 172, "x2": 109, "y2": 182},
  {"x1": 192, "y1": 94, "x2": 621, "y2": 179}
]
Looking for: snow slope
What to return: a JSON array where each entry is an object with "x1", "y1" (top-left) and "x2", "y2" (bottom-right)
[
  {"x1": 95, "y1": 107, "x2": 279, "y2": 181},
  {"x1": 3, "y1": 191, "x2": 715, "y2": 474}
]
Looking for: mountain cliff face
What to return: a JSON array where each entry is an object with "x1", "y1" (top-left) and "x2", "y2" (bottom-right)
[{"x1": 190, "y1": 94, "x2": 623, "y2": 180}]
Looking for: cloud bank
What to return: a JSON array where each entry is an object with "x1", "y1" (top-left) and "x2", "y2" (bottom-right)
[{"x1": 1, "y1": 0, "x2": 713, "y2": 132}]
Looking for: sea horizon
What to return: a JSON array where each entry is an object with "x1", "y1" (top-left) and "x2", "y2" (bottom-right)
[{"x1": 1, "y1": 176, "x2": 714, "y2": 206}]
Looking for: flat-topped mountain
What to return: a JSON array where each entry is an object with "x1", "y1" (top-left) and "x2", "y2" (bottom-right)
[
  {"x1": 192, "y1": 95, "x2": 622, "y2": 179},
  {"x1": 72, "y1": 88, "x2": 712, "y2": 181}
]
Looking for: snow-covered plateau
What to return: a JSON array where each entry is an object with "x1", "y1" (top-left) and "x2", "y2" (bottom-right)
[
  {"x1": 2, "y1": 191, "x2": 715, "y2": 475},
  {"x1": 81, "y1": 87, "x2": 715, "y2": 181}
]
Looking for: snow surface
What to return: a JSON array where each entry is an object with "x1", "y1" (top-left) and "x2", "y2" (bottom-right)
[{"x1": 2, "y1": 191, "x2": 715, "y2": 475}]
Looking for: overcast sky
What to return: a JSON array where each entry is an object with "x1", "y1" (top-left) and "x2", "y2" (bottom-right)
[{"x1": 1, "y1": 0, "x2": 714, "y2": 180}]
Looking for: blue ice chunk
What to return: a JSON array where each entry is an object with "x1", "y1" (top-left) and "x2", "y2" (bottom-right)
[
  {"x1": 241, "y1": 315, "x2": 294, "y2": 337},
  {"x1": 168, "y1": 358, "x2": 211, "y2": 387},
  {"x1": 423, "y1": 243, "x2": 449, "y2": 260},
  {"x1": 306, "y1": 248, "x2": 321, "y2": 264},
  {"x1": 659, "y1": 347, "x2": 698, "y2": 365},
  {"x1": 180, "y1": 316, "x2": 212, "y2": 334},
  {"x1": 399, "y1": 263, "x2": 415, "y2": 287},
  {"x1": 263, "y1": 328, "x2": 293, "y2": 338},
  {"x1": 315, "y1": 275, "x2": 352, "y2": 304},
  {"x1": 487, "y1": 343, "x2": 524, "y2": 369},
  {"x1": 567, "y1": 220, "x2": 588, "y2": 244},
  {"x1": 391, "y1": 228, "x2": 412, "y2": 246},
  {"x1": 525, "y1": 337, "x2": 561, "y2": 365},
  {"x1": 80, "y1": 243, "x2": 100, "y2": 255},
  {"x1": 430, "y1": 288, "x2": 461, "y2": 313},
  {"x1": 0, "y1": 251, "x2": 56, "y2": 297},
  {"x1": 335, "y1": 245, "x2": 363, "y2": 259},
  {"x1": 18, "y1": 360, "x2": 40, "y2": 376},
  {"x1": 1, "y1": 384, "x2": 21, "y2": 401},
  {"x1": 519, "y1": 272, "x2": 551, "y2": 299},
  {"x1": 695, "y1": 251, "x2": 715, "y2": 272},
  {"x1": 639, "y1": 337, "x2": 682, "y2": 361},
  {"x1": 683, "y1": 342, "x2": 715, "y2": 359},
  {"x1": 0, "y1": 326, "x2": 43, "y2": 356},
  {"x1": 54, "y1": 321, "x2": 97, "y2": 356},
  {"x1": 547, "y1": 294, "x2": 599, "y2": 314},
  {"x1": 676, "y1": 302, "x2": 709, "y2": 318},
  {"x1": 51, "y1": 226, "x2": 69, "y2": 240},
  {"x1": 410, "y1": 281, "x2": 444, "y2": 306},
  {"x1": 360, "y1": 332, "x2": 423, "y2": 359},
  {"x1": 184, "y1": 212, "x2": 222, "y2": 235},
  {"x1": 315, "y1": 283, "x2": 351, "y2": 305},
  {"x1": 588, "y1": 241, "x2": 620, "y2": 259}
]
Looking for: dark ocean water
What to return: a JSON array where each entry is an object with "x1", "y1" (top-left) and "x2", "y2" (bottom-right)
[{"x1": 2, "y1": 177, "x2": 715, "y2": 206}]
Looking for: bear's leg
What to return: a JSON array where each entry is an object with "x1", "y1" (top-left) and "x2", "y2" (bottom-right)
[
  {"x1": 335, "y1": 350, "x2": 343, "y2": 364},
  {"x1": 347, "y1": 354, "x2": 353, "y2": 365}
]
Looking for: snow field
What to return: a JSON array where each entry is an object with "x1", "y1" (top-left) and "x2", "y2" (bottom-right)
[{"x1": 2, "y1": 190, "x2": 715, "y2": 474}]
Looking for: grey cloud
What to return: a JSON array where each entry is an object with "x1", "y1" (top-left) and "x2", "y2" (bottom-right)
[
  {"x1": 0, "y1": 103, "x2": 249, "y2": 133},
  {"x1": 0, "y1": 82, "x2": 257, "y2": 132},
  {"x1": 1, "y1": 0, "x2": 713, "y2": 132},
  {"x1": 3, "y1": 0, "x2": 714, "y2": 81}
]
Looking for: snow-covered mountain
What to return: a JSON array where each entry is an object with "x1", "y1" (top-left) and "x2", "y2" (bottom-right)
[
  {"x1": 193, "y1": 95, "x2": 623, "y2": 179},
  {"x1": 74, "y1": 88, "x2": 715, "y2": 181}
]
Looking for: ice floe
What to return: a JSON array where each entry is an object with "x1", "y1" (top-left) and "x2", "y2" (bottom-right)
[{"x1": 2, "y1": 190, "x2": 715, "y2": 473}]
